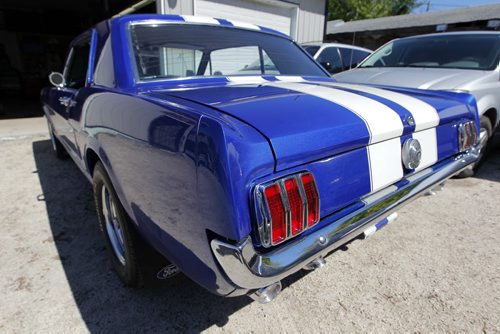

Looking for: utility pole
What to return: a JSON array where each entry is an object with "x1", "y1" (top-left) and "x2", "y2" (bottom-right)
[{"x1": 426, "y1": 0, "x2": 431, "y2": 12}]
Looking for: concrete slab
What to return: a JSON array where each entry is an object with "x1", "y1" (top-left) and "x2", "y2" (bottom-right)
[{"x1": 0, "y1": 116, "x2": 48, "y2": 140}]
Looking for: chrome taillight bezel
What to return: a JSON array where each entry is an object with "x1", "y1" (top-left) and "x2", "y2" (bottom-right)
[
  {"x1": 254, "y1": 172, "x2": 320, "y2": 248},
  {"x1": 458, "y1": 120, "x2": 478, "y2": 152}
]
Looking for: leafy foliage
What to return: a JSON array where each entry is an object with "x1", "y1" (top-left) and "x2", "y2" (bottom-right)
[{"x1": 328, "y1": 0, "x2": 422, "y2": 21}]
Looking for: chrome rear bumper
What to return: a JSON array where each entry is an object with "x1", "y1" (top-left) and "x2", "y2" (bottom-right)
[{"x1": 211, "y1": 149, "x2": 478, "y2": 290}]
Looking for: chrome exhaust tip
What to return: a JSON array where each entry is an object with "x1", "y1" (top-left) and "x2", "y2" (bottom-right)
[
  {"x1": 303, "y1": 256, "x2": 326, "y2": 270},
  {"x1": 249, "y1": 281, "x2": 282, "y2": 304}
]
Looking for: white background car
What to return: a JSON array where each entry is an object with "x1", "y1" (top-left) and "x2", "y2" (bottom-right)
[
  {"x1": 335, "y1": 32, "x2": 500, "y2": 174},
  {"x1": 302, "y1": 42, "x2": 372, "y2": 74}
]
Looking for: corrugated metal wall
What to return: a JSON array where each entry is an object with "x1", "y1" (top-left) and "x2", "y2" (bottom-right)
[
  {"x1": 157, "y1": 0, "x2": 194, "y2": 15},
  {"x1": 156, "y1": 0, "x2": 325, "y2": 43},
  {"x1": 296, "y1": 0, "x2": 325, "y2": 43}
]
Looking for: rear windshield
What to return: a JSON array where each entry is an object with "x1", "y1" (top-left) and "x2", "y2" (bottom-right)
[
  {"x1": 129, "y1": 24, "x2": 327, "y2": 81},
  {"x1": 360, "y1": 34, "x2": 500, "y2": 71}
]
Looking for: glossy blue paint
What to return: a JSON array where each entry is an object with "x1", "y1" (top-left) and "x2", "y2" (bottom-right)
[{"x1": 40, "y1": 15, "x2": 479, "y2": 296}]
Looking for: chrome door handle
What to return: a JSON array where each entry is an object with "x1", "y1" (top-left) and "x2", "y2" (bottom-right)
[{"x1": 58, "y1": 97, "x2": 76, "y2": 107}]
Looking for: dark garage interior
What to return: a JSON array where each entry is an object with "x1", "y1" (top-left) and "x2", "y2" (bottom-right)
[{"x1": 0, "y1": 0, "x2": 156, "y2": 119}]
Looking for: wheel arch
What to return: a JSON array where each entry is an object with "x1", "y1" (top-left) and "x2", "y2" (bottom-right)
[
  {"x1": 483, "y1": 108, "x2": 498, "y2": 130},
  {"x1": 85, "y1": 147, "x2": 101, "y2": 176}
]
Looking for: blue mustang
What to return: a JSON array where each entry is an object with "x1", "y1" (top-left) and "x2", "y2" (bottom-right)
[{"x1": 42, "y1": 14, "x2": 479, "y2": 303}]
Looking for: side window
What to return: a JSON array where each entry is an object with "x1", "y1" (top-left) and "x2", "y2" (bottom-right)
[
  {"x1": 316, "y1": 47, "x2": 342, "y2": 74},
  {"x1": 352, "y1": 50, "x2": 370, "y2": 67},
  {"x1": 339, "y1": 47, "x2": 354, "y2": 70},
  {"x1": 94, "y1": 36, "x2": 115, "y2": 87},
  {"x1": 65, "y1": 40, "x2": 90, "y2": 89},
  {"x1": 339, "y1": 48, "x2": 371, "y2": 70}
]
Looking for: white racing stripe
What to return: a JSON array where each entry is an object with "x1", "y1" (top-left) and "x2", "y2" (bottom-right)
[
  {"x1": 228, "y1": 20, "x2": 260, "y2": 31},
  {"x1": 227, "y1": 76, "x2": 268, "y2": 84},
  {"x1": 266, "y1": 81, "x2": 404, "y2": 143},
  {"x1": 367, "y1": 138, "x2": 404, "y2": 192},
  {"x1": 330, "y1": 83, "x2": 440, "y2": 131},
  {"x1": 181, "y1": 15, "x2": 219, "y2": 24},
  {"x1": 412, "y1": 128, "x2": 438, "y2": 171},
  {"x1": 275, "y1": 76, "x2": 305, "y2": 82}
]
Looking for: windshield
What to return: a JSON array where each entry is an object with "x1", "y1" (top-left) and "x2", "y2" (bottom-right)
[
  {"x1": 130, "y1": 24, "x2": 327, "y2": 81},
  {"x1": 360, "y1": 34, "x2": 500, "y2": 71}
]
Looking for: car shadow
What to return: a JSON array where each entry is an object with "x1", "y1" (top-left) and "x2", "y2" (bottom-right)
[
  {"x1": 31, "y1": 139, "x2": 347, "y2": 331},
  {"x1": 474, "y1": 128, "x2": 500, "y2": 183},
  {"x1": 32, "y1": 139, "x2": 260, "y2": 332}
]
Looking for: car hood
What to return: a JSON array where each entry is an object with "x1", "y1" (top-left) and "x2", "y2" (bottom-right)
[
  {"x1": 334, "y1": 67, "x2": 491, "y2": 90},
  {"x1": 147, "y1": 77, "x2": 476, "y2": 171}
]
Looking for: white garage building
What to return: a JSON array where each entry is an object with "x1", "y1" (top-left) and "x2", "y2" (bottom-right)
[{"x1": 156, "y1": 0, "x2": 327, "y2": 43}]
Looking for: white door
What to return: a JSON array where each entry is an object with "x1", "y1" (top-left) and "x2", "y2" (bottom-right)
[{"x1": 195, "y1": 0, "x2": 298, "y2": 39}]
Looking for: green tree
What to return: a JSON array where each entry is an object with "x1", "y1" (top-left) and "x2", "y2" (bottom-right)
[{"x1": 328, "y1": 0, "x2": 422, "y2": 21}]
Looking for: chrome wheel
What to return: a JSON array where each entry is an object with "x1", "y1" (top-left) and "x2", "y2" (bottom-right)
[{"x1": 101, "y1": 185, "x2": 126, "y2": 265}]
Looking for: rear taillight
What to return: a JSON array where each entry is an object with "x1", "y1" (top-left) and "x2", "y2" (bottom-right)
[{"x1": 254, "y1": 172, "x2": 320, "y2": 247}]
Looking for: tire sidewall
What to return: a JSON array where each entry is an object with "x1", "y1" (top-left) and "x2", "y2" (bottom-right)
[
  {"x1": 93, "y1": 162, "x2": 140, "y2": 286},
  {"x1": 476, "y1": 116, "x2": 493, "y2": 167}
]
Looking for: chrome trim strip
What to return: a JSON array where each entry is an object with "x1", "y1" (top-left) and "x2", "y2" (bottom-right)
[
  {"x1": 295, "y1": 174, "x2": 308, "y2": 232},
  {"x1": 211, "y1": 148, "x2": 478, "y2": 289},
  {"x1": 278, "y1": 180, "x2": 291, "y2": 240}
]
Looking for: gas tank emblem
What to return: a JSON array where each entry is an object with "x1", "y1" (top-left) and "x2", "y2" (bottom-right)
[{"x1": 402, "y1": 138, "x2": 422, "y2": 170}]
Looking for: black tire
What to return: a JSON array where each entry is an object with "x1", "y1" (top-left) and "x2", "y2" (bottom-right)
[
  {"x1": 456, "y1": 116, "x2": 493, "y2": 178},
  {"x1": 47, "y1": 120, "x2": 66, "y2": 159},
  {"x1": 93, "y1": 162, "x2": 142, "y2": 287},
  {"x1": 477, "y1": 116, "x2": 493, "y2": 165}
]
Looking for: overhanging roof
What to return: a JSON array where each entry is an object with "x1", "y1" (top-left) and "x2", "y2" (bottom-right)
[{"x1": 327, "y1": 3, "x2": 500, "y2": 35}]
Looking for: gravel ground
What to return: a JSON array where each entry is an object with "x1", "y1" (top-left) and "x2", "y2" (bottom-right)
[{"x1": 1, "y1": 131, "x2": 499, "y2": 333}]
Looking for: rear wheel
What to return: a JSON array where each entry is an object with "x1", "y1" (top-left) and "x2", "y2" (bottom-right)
[
  {"x1": 93, "y1": 162, "x2": 141, "y2": 286},
  {"x1": 457, "y1": 116, "x2": 492, "y2": 177}
]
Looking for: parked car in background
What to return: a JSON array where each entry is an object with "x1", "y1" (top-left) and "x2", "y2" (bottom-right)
[
  {"x1": 302, "y1": 42, "x2": 372, "y2": 74},
  {"x1": 335, "y1": 32, "x2": 500, "y2": 175},
  {"x1": 42, "y1": 15, "x2": 479, "y2": 303}
]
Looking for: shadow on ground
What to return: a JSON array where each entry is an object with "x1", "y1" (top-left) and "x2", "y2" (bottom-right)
[
  {"x1": 32, "y1": 138, "x2": 311, "y2": 332},
  {"x1": 32, "y1": 139, "x2": 252, "y2": 332}
]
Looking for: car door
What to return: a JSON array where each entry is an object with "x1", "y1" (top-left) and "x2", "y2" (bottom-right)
[
  {"x1": 316, "y1": 47, "x2": 343, "y2": 74},
  {"x1": 51, "y1": 33, "x2": 92, "y2": 157}
]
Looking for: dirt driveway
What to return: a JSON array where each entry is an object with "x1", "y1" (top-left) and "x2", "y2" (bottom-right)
[{"x1": 1, "y1": 124, "x2": 499, "y2": 333}]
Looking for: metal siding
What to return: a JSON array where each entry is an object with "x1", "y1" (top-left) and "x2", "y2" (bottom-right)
[
  {"x1": 297, "y1": 0, "x2": 325, "y2": 43},
  {"x1": 157, "y1": 0, "x2": 326, "y2": 43},
  {"x1": 157, "y1": 0, "x2": 194, "y2": 15}
]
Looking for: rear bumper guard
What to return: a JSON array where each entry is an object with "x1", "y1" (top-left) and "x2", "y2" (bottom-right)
[{"x1": 211, "y1": 148, "x2": 478, "y2": 289}]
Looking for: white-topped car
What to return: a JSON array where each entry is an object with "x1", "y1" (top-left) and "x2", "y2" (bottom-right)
[
  {"x1": 335, "y1": 32, "x2": 500, "y2": 174},
  {"x1": 302, "y1": 42, "x2": 372, "y2": 74}
]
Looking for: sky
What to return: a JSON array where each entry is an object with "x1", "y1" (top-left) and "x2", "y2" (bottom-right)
[{"x1": 412, "y1": 0, "x2": 500, "y2": 13}]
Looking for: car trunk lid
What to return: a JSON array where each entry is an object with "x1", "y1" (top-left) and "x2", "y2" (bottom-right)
[{"x1": 148, "y1": 77, "x2": 476, "y2": 171}]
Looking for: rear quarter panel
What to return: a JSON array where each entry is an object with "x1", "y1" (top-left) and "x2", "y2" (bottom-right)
[{"x1": 83, "y1": 90, "x2": 274, "y2": 294}]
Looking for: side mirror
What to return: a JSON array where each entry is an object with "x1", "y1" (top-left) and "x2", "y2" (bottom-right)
[
  {"x1": 319, "y1": 61, "x2": 332, "y2": 71},
  {"x1": 48, "y1": 72, "x2": 65, "y2": 87}
]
